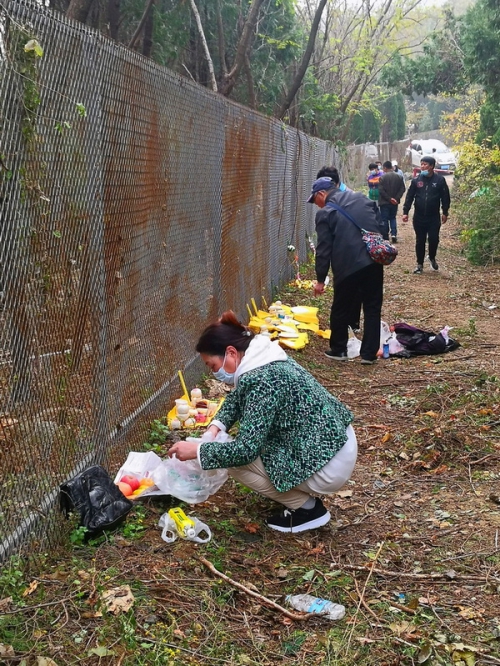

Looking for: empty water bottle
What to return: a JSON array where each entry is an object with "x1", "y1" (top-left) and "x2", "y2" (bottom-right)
[{"x1": 286, "y1": 594, "x2": 345, "y2": 620}]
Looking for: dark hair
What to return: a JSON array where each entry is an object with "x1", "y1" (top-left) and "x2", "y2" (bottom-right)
[
  {"x1": 316, "y1": 165, "x2": 340, "y2": 184},
  {"x1": 196, "y1": 310, "x2": 254, "y2": 357},
  {"x1": 383, "y1": 160, "x2": 393, "y2": 169},
  {"x1": 421, "y1": 156, "x2": 436, "y2": 167},
  {"x1": 368, "y1": 163, "x2": 378, "y2": 170}
]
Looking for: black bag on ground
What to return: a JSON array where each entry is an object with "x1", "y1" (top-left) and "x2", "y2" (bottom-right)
[
  {"x1": 59, "y1": 465, "x2": 133, "y2": 535},
  {"x1": 392, "y1": 322, "x2": 460, "y2": 357}
]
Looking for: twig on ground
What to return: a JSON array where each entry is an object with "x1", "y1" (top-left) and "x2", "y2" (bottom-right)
[
  {"x1": 345, "y1": 541, "x2": 385, "y2": 652},
  {"x1": 386, "y1": 599, "x2": 417, "y2": 615},
  {"x1": 199, "y1": 556, "x2": 313, "y2": 621},
  {"x1": 336, "y1": 563, "x2": 497, "y2": 582},
  {"x1": 469, "y1": 454, "x2": 497, "y2": 465},
  {"x1": 468, "y1": 463, "x2": 480, "y2": 497},
  {"x1": 353, "y1": 576, "x2": 381, "y2": 623}
]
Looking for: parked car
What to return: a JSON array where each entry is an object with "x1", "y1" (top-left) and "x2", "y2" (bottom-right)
[{"x1": 406, "y1": 139, "x2": 457, "y2": 173}]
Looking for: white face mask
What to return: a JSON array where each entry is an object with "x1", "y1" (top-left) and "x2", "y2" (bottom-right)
[{"x1": 212, "y1": 353, "x2": 235, "y2": 385}]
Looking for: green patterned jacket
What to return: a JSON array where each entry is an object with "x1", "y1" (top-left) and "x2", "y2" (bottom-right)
[{"x1": 199, "y1": 358, "x2": 353, "y2": 492}]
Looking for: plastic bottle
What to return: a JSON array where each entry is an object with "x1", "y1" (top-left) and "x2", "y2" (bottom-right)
[
  {"x1": 286, "y1": 594, "x2": 345, "y2": 620},
  {"x1": 168, "y1": 507, "x2": 196, "y2": 538},
  {"x1": 383, "y1": 342, "x2": 390, "y2": 359},
  {"x1": 158, "y1": 508, "x2": 212, "y2": 544}
]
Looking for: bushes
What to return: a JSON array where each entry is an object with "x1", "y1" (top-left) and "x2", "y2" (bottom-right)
[
  {"x1": 453, "y1": 141, "x2": 500, "y2": 265},
  {"x1": 458, "y1": 185, "x2": 500, "y2": 264}
]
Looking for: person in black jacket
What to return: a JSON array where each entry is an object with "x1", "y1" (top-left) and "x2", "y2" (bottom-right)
[
  {"x1": 402, "y1": 156, "x2": 451, "y2": 274},
  {"x1": 379, "y1": 160, "x2": 406, "y2": 242},
  {"x1": 308, "y1": 176, "x2": 385, "y2": 365}
]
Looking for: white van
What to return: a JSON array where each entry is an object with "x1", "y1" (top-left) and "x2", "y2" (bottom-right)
[{"x1": 406, "y1": 139, "x2": 456, "y2": 173}]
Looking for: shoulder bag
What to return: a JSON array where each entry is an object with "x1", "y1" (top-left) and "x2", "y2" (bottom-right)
[{"x1": 325, "y1": 201, "x2": 398, "y2": 266}]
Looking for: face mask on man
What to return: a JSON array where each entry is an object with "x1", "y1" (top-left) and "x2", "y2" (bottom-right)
[
  {"x1": 213, "y1": 353, "x2": 235, "y2": 385},
  {"x1": 420, "y1": 170, "x2": 429, "y2": 176},
  {"x1": 370, "y1": 170, "x2": 377, "y2": 176}
]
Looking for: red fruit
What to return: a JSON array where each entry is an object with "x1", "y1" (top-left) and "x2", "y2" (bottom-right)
[
  {"x1": 120, "y1": 475, "x2": 140, "y2": 491},
  {"x1": 117, "y1": 482, "x2": 133, "y2": 497}
]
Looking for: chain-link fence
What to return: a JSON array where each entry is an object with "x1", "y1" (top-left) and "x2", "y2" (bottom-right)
[{"x1": 0, "y1": 0, "x2": 338, "y2": 561}]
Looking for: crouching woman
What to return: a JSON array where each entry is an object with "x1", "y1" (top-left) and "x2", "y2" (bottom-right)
[{"x1": 168, "y1": 311, "x2": 357, "y2": 533}]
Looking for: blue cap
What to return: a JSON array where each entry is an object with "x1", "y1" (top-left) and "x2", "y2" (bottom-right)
[{"x1": 307, "y1": 177, "x2": 334, "y2": 203}]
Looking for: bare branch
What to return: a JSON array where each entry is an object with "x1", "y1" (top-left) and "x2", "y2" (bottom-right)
[{"x1": 188, "y1": 0, "x2": 218, "y2": 91}]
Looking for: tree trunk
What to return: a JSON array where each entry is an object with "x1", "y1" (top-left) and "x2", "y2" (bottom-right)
[
  {"x1": 142, "y1": 0, "x2": 155, "y2": 57},
  {"x1": 66, "y1": 0, "x2": 95, "y2": 23},
  {"x1": 107, "y1": 0, "x2": 121, "y2": 40},
  {"x1": 129, "y1": 0, "x2": 155, "y2": 49},
  {"x1": 244, "y1": 54, "x2": 256, "y2": 109},
  {"x1": 277, "y1": 0, "x2": 328, "y2": 120},
  {"x1": 215, "y1": 0, "x2": 228, "y2": 78},
  {"x1": 218, "y1": 0, "x2": 268, "y2": 97},
  {"x1": 189, "y1": 0, "x2": 218, "y2": 91}
]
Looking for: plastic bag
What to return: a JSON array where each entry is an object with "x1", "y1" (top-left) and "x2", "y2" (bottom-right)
[
  {"x1": 153, "y1": 433, "x2": 230, "y2": 503},
  {"x1": 347, "y1": 327, "x2": 361, "y2": 359},
  {"x1": 158, "y1": 512, "x2": 212, "y2": 544},
  {"x1": 388, "y1": 332, "x2": 405, "y2": 355},
  {"x1": 114, "y1": 451, "x2": 164, "y2": 498},
  {"x1": 380, "y1": 321, "x2": 391, "y2": 347}
]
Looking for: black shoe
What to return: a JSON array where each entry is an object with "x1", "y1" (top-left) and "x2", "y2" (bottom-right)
[
  {"x1": 413, "y1": 265, "x2": 423, "y2": 274},
  {"x1": 391, "y1": 236, "x2": 397, "y2": 243},
  {"x1": 360, "y1": 358, "x2": 376, "y2": 365},
  {"x1": 324, "y1": 350, "x2": 348, "y2": 361},
  {"x1": 429, "y1": 257, "x2": 439, "y2": 271},
  {"x1": 266, "y1": 498, "x2": 331, "y2": 533}
]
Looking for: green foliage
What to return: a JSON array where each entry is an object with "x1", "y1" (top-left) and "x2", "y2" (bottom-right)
[
  {"x1": 143, "y1": 418, "x2": 170, "y2": 453},
  {"x1": 462, "y1": 0, "x2": 500, "y2": 103},
  {"x1": 0, "y1": 556, "x2": 25, "y2": 599},
  {"x1": 450, "y1": 119, "x2": 500, "y2": 264},
  {"x1": 69, "y1": 524, "x2": 89, "y2": 546},
  {"x1": 347, "y1": 108, "x2": 380, "y2": 144},
  {"x1": 459, "y1": 186, "x2": 500, "y2": 264},
  {"x1": 379, "y1": 92, "x2": 406, "y2": 142},
  {"x1": 121, "y1": 504, "x2": 147, "y2": 540}
]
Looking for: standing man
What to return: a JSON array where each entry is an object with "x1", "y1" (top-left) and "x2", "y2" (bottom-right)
[
  {"x1": 402, "y1": 156, "x2": 451, "y2": 274},
  {"x1": 309, "y1": 176, "x2": 384, "y2": 365},
  {"x1": 379, "y1": 160, "x2": 406, "y2": 242}
]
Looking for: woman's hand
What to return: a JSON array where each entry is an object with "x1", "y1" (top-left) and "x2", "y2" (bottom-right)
[{"x1": 168, "y1": 440, "x2": 200, "y2": 461}]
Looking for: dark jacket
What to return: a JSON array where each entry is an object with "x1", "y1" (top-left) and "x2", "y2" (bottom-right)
[
  {"x1": 403, "y1": 172, "x2": 450, "y2": 222},
  {"x1": 315, "y1": 189, "x2": 384, "y2": 286},
  {"x1": 379, "y1": 170, "x2": 406, "y2": 206}
]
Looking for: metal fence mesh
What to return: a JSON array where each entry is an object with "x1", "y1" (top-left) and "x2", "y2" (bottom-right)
[{"x1": 0, "y1": 0, "x2": 337, "y2": 560}]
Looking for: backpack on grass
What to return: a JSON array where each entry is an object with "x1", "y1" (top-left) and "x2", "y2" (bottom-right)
[
  {"x1": 392, "y1": 322, "x2": 460, "y2": 357},
  {"x1": 59, "y1": 465, "x2": 133, "y2": 536}
]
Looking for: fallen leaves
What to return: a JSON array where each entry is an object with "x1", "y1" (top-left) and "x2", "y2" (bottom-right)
[
  {"x1": 244, "y1": 522, "x2": 260, "y2": 534},
  {"x1": 22, "y1": 580, "x2": 38, "y2": 597},
  {"x1": 100, "y1": 586, "x2": 134, "y2": 614}
]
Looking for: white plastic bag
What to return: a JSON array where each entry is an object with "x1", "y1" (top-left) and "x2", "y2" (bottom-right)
[
  {"x1": 114, "y1": 451, "x2": 164, "y2": 497},
  {"x1": 153, "y1": 433, "x2": 230, "y2": 503},
  {"x1": 158, "y1": 513, "x2": 212, "y2": 544},
  {"x1": 153, "y1": 456, "x2": 228, "y2": 504},
  {"x1": 380, "y1": 321, "x2": 391, "y2": 347},
  {"x1": 388, "y1": 332, "x2": 405, "y2": 355},
  {"x1": 347, "y1": 327, "x2": 361, "y2": 359}
]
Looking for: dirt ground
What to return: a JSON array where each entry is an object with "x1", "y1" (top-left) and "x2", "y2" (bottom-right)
[{"x1": 1, "y1": 211, "x2": 499, "y2": 665}]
